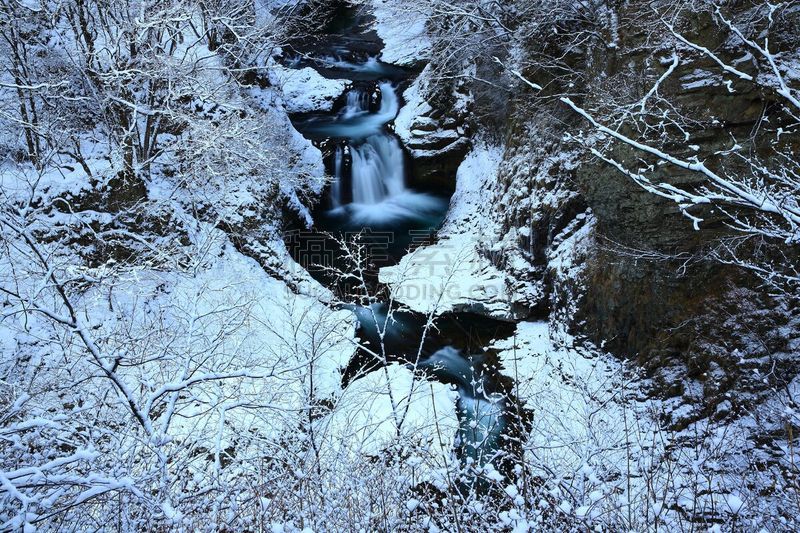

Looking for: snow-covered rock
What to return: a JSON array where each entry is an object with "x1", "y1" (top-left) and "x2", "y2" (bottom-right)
[
  {"x1": 394, "y1": 72, "x2": 433, "y2": 147},
  {"x1": 379, "y1": 232, "x2": 515, "y2": 319},
  {"x1": 246, "y1": 83, "x2": 328, "y2": 225},
  {"x1": 379, "y1": 144, "x2": 529, "y2": 319},
  {"x1": 317, "y1": 363, "x2": 459, "y2": 474},
  {"x1": 440, "y1": 143, "x2": 505, "y2": 235},
  {"x1": 145, "y1": 240, "x2": 358, "y2": 450},
  {"x1": 494, "y1": 322, "x2": 632, "y2": 466},
  {"x1": 269, "y1": 65, "x2": 348, "y2": 113},
  {"x1": 394, "y1": 66, "x2": 471, "y2": 186}
]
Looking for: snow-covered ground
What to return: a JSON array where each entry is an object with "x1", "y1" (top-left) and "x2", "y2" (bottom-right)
[
  {"x1": 319, "y1": 364, "x2": 459, "y2": 474},
  {"x1": 491, "y1": 322, "x2": 659, "y2": 526},
  {"x1": 0, "y1": 9, "x2": 459, "y2": 525},
  {"x1": 486, "y1": 320, "x2": 796, "y2": 530},
  {"x1": 0, "y1": 153, "x2": 467, "y2": 529}
]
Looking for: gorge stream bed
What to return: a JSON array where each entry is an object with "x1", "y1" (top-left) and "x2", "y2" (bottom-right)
[{"x1": 284, "y1": 4, "x2": 526, "y2": 473}]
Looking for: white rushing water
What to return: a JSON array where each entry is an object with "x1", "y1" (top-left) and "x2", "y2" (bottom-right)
[
  {"x1": 312, "y1": 82, "x2": 399, "y2": 140},
  {"x1": 325, "y1": 83, "x2": 447, "y2": 224},
  {"x1": 350, "y1": 135, "x2": 405, "y2": 204},
  {"x1": 341, "y1": 89, "x2": 370, "y2": 119},
  {"x1": 330, "y1": 145, "x2": 344, "y2": 208},
  {"x1": 324, "y1": 55, "x2": 385, "y2": 73}
]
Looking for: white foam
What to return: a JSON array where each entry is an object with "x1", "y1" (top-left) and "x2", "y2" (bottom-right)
[{"x1": 332, "y1": 191, "x2": 447, "y2": 225}]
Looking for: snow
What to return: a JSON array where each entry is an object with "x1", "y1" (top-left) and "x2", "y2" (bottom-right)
[
  {"x1": 680, "y1": 69, "x2": 725, "y2": 90},
  {"x1": 492, "y1": 322, "x2": 665, "y2": 525},
  {"x1": 405, "y1": 498, "x2": 421, "y2": 511},
  {"x1": 317, "y1": 363, "x2": 459, "y2": 475},
  {"x1": 0, "y1": 136, "x2": 112, "y2": 203},
  {"x1": 490, "y1": 319, "x2": 799, "y2": 529},
  {"x1": 370, "y1": 0, "x2": 432, "y2": 67},
  {"x1": 440, "y1": 142, "x2": 505, "y2": 235},
  {"x1": 547, "y1": 214, "x2": 595, "y2": 281},
  {"x1": 0, "y1": 44, "x2": 352, "y2": 522},
  {"x1": 379, "y1": 232, "x2": 514, "y2": 318},
  {"x1": 393, "y1": 65, "x2": 470, "y2": 162},
  {"x1": 378, "y1": 143, "x2": 522, "y2": 319},
  {"x1": 393, "y1": 69, "x2": 433, "y2": 147},
  {"x1": 62, "y1": 226, "x2": 359, "y2": 455},
  {"x1": 244, "y1": 82, "x2": 328, "y2": 225},
  {"x1": 268, "y1": 65, "x2": 348, "y2": 113},
  {"x1": 495, "y1": 322, "x2": 634, "y2": 468}
]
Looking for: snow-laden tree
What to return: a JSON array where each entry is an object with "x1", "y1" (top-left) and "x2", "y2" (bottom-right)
[
  {"x1": 0, "y1": 0, "x2": 338, "y2": 528},
  {"x1": 524, "y1": 0, "x2": 800, "y2": 296}
]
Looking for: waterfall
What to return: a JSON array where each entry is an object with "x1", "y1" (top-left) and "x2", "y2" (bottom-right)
[
  {"x1": 317, "y1": 81, "x2": 447, "y2": 225},
  {"x1": 341, "y1": 90, "x2": 369, "y2": 119},
  {"x1": 350, "y1": 134, "x2": 405, "y2": 204},
  {"x1": 330, "y1": 145, "x2": 344, "y2": 208},
  {"x1": 302, "y1": 82, "x2": 400, "y2": 140},
  {"x1": 338, "y1": 82, "x2": 399, "y2": 122},
  {"x1": 326, "y1": 83, "x2": 406, "y2": 206},
  {"x1": 340, "y1": 82, "x2": 398, "y2": 139},
  {"x1": 374, "y1": 82, "x2": 399, "y2": 122}
]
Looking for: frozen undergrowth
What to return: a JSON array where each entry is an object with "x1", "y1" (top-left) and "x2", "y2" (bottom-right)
[
  {"x1": 0, "y1": 8, "x2": 464, "y2": 527},
  {"x1": 0, "y1": 143, "x2": 468, "y2": 530},
  {"x1": 320, "y1": 364, "x2": 459, "y2": 476}
]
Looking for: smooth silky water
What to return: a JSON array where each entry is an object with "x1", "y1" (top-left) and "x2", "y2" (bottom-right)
[{"x1": 292, "y1": 82, "x2": 449, "y2": 248}]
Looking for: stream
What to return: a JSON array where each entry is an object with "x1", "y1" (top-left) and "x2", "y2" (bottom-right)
[{"x1": 284, "y1": 4, "x2": 523, "y2": 473}]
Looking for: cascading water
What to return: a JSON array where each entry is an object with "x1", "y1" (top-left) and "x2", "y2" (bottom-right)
[
  {"x1": 305, "y1": 82, "x2": 399, "y2": 140},
  {"x1": 328, "y1": 84, "x2": 405, "y2": 206},
  {"x1": 320, "y1": 82, "x2": 447, "y2": 225},
  {"x1": 350, "y1": 135, "x2": 405, "y2": 204},
  {"x1": 330, "y1": 145, "x2": 344, "y2": 208},
  {"x1": 341, "y1": 89, "x2": 369, "y2": 119}
]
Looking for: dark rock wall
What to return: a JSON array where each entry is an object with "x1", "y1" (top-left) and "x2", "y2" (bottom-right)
[{"x1": 465, "y1": 0, "x2": 800, "y2": 417}]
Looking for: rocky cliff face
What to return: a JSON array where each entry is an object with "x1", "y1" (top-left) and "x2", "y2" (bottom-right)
[
  {"x1": 394, "y1": 67, "x2": 472, "y2": 191},
  {"x1": 452, "y1": 0, "x2": 800, "y2": 424}
]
